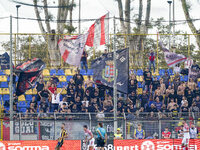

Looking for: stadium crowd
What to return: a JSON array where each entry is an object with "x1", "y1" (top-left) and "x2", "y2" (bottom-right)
[
  {"x1": 2, "y1": 52, "x2": 200, "y2": 120},
  {"x1": 8, "y1": 64, "x2": 199, "y2": 119}
]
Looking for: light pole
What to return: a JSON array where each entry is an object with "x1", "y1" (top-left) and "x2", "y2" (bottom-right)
[
  {"x1": 172, "y1": 0, "x2": 175, "y2": 49},
  {"x1": 16, "y1": 5, "x2": 21, "y2": 62},
  {"x1": 78, "y1": 0, "x2": 81, "y2": 34},
  {"x1": 167, "y1": 1, "x2": 172, "y2": 50}
]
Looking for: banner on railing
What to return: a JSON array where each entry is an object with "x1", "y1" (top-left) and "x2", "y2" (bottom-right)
[
  {"x1": 0, "y1": 140, "x2": 81, "y2": 150},
  {"x1": 14, "y1": 121, "x2": 37, "y2": 134},
  {"x1": 114, "y1": 139, "x2": 200, "y2": 150}
]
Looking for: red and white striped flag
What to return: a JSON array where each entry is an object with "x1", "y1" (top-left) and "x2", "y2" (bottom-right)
[
  {"x1": 86, "y1": 13, "x2": 109, "y2": 48},
  {"x1": 58, "y1": 33, "x2": 88, "y2": 66}
]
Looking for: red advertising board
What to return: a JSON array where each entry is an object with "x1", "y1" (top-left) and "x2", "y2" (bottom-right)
[
  {"x1": 0, "y1": 140, "x2": 81, "y2": 150},
  {"x1": 114, "y1": 139, "x2": 200, "y2": 150}
]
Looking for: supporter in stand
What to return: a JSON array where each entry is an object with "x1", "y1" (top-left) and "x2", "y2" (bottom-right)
[
  {"x1": 51, "y1": 74, "x2": 59, "y2": 84},
  {"x1": 35, "y1": 78, "x2": 44, "y2": 101},
  {"x1": 134, "y1": 124, "x2": 145, "y2": 139},
  {"x1": 162, "y1": 127, "x2": 171, "y2": 139},
  {"x1": 81, "y1": 50, "x2": 88, "y2": 73},
  {"x1": 73, "y1": 69, "x2": 84, "y2": 88},
  {"x1": 189, "y1": 124, "x2": 198, "y2": 139}
]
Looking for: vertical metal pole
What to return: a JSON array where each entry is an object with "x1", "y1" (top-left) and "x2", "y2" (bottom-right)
[
  {"x1": 16, "y1": 5, "x2": 20, "y2": 62},
  {"x1": 28, "y1": 35, "x2": 31, "y2": 59},
  {"x1": 156, "y1": 33, "x2": 159, "y2": 72},
  {"x1": 169, "y1": 2, "x2": 171, "y2": 50},
  {"x1": 9, "y1": 15, "x2": 13, "y2": 120},
  {"x1": 172, "y1": 0, "x2": 175, "y2": 48},
  {"x1": 188, "y1": 34, "x2": 190, "y2": 57},
  {"x1": 113, "y1": 16, "x2": 117, "y2": 133},
  {"x1": 78, "y1": 0, "x2": 81, "y2": 34},
  {"x1": 10, "y1": 15, "x2": 14, "y2": 141},
  {"x1": 167, "y1": 1, "x2": 172, "y2": 49}
]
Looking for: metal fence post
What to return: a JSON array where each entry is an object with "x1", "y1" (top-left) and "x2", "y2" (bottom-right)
[
  {"x1": 28, "y1": 35, "x2": 31, "y2": 59},
  {"x1": 158, "y1": 120, "x2": 161, "y2": 139},
  {"x1": 89, "y1": 113, "x2": 91, "y2": 130},
  {"x1": 188, "y1": 34, "x2": 190, "y2": 57}
]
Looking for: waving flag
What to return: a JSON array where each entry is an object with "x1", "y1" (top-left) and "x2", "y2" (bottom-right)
[
  {"x1": 58, "y1": 33, "x2": 88, "y2": 66},
  {"x1": 16, "y1": 58, "x2": 45, "y2": 96},
  {"x1": 86, "y1": 13, "x2": 109, "y2": 48},
  {"x1": 159, "y1": 41, "x2": 187, "y2": 67},
  {"x1": 91, "y1": 48, "x2": 129, "y2": 93}
]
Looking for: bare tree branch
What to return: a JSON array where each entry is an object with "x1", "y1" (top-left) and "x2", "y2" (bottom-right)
[
  {"x1": 116, "y1": 0, "x2": 126, "y2": 33},
  {"x1": 57, "y1": 0, "x2": 62, "y2": 33},
  {"x1": 145, "y1": 0, "x2": 151, "y2": 33},
  {"x1": 59, "y1": 0, "x2": 70, "y2": 34},
  {"x1": 43, "y1": 0, "x2": 51, "y2": 33},
  {"x1": 125, "y1": 0, "x2": 131, "y2": 34},
  {"x1": 138, "y1": 0, "x2": 143, "y2": 30},
  {"x1": 181, "y1": 0, "x2": 200, "y2": 49},
  {"x1": 33, "y1": 0, "x2": 46, "y2": 35},
  {"x1": 69, "y1": 0, "x2": 75, "y2": 27}
]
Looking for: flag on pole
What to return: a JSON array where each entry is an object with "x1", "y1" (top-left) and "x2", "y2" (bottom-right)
[
  {"x1": 159, "y1": 41, "x2": 187, "y2": 67},
  {"x1": 86, "y1": 13, "x2": 109, "y2": 48},
  {"x1": 58, "y1": 33, "x2": 88, "y2": 66}
]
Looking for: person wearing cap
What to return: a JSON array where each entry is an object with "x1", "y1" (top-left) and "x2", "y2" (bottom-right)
[{"x1": 114, "y1": 128, "x2": 123, "y2": 140}]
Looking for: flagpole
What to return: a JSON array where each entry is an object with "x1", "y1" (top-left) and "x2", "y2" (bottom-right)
[
  {"x1": 78, "y1": 0, "x2": 81, "y2": 34},
  {"x1": 9, "y1": 15, "x2": 14, "y2": 140},
  {"x1": 113, "y1": 16, "x2": 117, "y2": 133}
]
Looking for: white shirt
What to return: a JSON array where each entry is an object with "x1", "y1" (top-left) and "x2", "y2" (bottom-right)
[
  {"x1": 183, "y1": 123, "x2": 190, "y2": 138},
  {"x1": 51, "y1": 93, "x2": 60, "y2": 104},
  {"x1": 190, "y1": 127, "x2": 198, "y2": 138}
]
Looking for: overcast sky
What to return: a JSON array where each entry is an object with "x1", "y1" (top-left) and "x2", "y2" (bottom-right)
[{"x1": 0, "y1": 0, "x2": 200, "y2": 46}]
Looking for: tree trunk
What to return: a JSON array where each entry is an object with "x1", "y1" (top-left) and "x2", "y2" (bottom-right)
[
  {"x1": 33, "y1": 0, "x2": 72, "y2": 67},
  {"x1": 69, "y1": 0, "x2": 74, "y2": 27},
  {"x1": 125, "y1": 0, "x2": 131, "y2": 34},
  {"x1": 116, "y1": 0, "x2": 126, "y2": 33},
  {"x1": 181, "y1": 0, "x2": 200, "y2": 49}
]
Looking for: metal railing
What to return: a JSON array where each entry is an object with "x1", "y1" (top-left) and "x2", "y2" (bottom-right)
[
  {"x1": 0, "y1": 33, "x2": 199, "y2": 69},
  {"x1": 0, "y1": 112, "x2": 200, "y2": 141}
]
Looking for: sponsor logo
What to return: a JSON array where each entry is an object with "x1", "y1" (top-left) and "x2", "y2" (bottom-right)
[
  {"x1": 0, "y1": 142, "x2": 5, "y2": 150},
  {"x1": 7, "y1": 146, "x2": 49, "y2": 150},
  {"x1": 141, "y1": 141, "x2": 155, "y2": 150}
]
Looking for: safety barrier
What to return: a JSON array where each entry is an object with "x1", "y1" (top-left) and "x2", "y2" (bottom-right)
[{"x1": 114, "y1": 139, "x2": 200, "y2": 150}]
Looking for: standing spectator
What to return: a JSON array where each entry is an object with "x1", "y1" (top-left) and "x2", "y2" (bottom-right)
[
  {"x1": 114, "y1": 128, "x2": 123, "y2": 140},
  {"x1": 189, "y1": 124, "x2": 198, "y2": 139},
  {"x1": 84, "y1": 75, "x2": 94, "y2": 88},
  {"x1": 144, "y1": 73, "x2": 152, "y2": 92},
  {"x1": 48, "y1": 83, "x2": 57, "y2": 94},
  {"x1": 155, "y1": 97, "x2": 163, "y2": 111},
  {"x1": 35, "y1": 79, "x2": 44, "y2": 100},
  {"x1": 38, "y1": 87, "x2": 50, "y2": 103},
  {"x1": 81, "y1": 50, "x2": 88, "y2": 72},
  {"x1": 162, "y1": 127, "x2": 171, "y2": 139},
  {"x1": 194, "y1": 96, "x2": 200, "y2": 108},
  {"x1": 128, "y1": 79, "x2": 138, "y2": 94},
  {"x1": 51, "y1": 74, "x2": 59, "y2": 84},
  {"x1": 128, "y1": 91, "x2": 137, "y2": 106},
  {"x1": 39, "y1": 97, "x2": 49, "y2": 113},
  {"x1": 73, "y1": 69, "x2": 84, "y2": 88},
  {"x1": 162, "y1": 72, "x2": 170, "y2": 89},
  {"x1": 178, "y1": 126, "x2": 184, "y2": 139},
  {"x1": 152, "y1": 76, "x2": 160, "y2": 93},
  {"x1": 134, "y1": 124, "x2": 145, "y2": 139},
  {"x1": 148, "y1": 49, "x2": 156, "y2": 72},
  {"x1": 49, "y1": 87, "x2": 65, "y2": 112},
  {"x1": 140, "y1": 91, "x2": 149, "y2": 109}
]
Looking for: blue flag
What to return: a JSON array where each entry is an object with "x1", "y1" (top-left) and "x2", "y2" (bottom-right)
[{"x1": 91, "y1": 48, "x2": 129, "y2": 93}]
